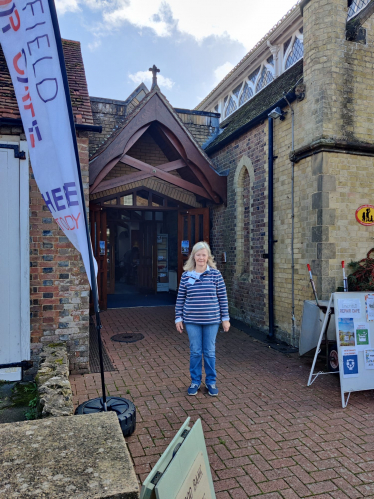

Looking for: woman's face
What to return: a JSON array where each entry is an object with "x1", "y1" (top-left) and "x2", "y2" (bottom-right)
[{"x1": 194, "y1": 249, "x2": 209, "y2": 267}]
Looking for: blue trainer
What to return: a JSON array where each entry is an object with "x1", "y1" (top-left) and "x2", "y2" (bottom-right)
[
  {"x1": 187, "y1": 383, "x2": 201, "y2": 396},
  {"x1": 205, "y1": 383, "x2": 219, "y2": 396}
]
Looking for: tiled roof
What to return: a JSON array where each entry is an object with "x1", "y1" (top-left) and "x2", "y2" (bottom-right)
[
  {"x1": 205, "y1": 59, "x2": 303, "y2": 153},
  {"x1": 195, "y1": 1, "x2": 301, "y2": 111},
  {"x1": 0, "y1": 39, "x2": 93, "y2": 124}
]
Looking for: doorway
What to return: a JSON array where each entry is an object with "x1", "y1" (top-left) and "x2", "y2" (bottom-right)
[{"x1": 105, "y1": 208, "x2": 178, "y2": 308}]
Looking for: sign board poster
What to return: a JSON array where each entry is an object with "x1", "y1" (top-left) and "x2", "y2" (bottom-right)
[
  {"x1": 140, "y1": 418, "x2": 215, "y2": 499},
  {"x1": 334, "y1": 292, "x2": 374, "y2": 407},
  {"x1": 181, "y1": 240, "x2": 190, "y2": 255}
]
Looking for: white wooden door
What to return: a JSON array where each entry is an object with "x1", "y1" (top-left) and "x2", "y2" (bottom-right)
[{"x1": 0, "y1": 141, "x2": 29, "y2": 381}]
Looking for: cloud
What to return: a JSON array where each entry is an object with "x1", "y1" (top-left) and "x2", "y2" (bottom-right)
[
  {"x1": 55, "y1": 0, "x2": 79, "y2": 15},
  {"x1": 128, "y1": 70, "x2": 174, "y2": 90},
  {"x1": 214, "y1": 62, "x2": 235, "y2": 85},
  {"x1": 56, "y1": 0, "x2": 299, "y2": 50}
]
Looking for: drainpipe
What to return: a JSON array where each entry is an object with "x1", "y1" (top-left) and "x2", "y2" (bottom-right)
[
  {"x1": 268, "y1": 117, "x2": 275, "y2": 340},
  {"x1": 283, "y1": 93, "x2": 296, "y2": 345}
]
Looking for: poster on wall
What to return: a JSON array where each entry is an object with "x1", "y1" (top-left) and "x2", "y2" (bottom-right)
[
  {"x1": 354, "y1": 321, "x2": 370, "y2": 350},
  {"x1": 338, "y1": 318, "x2": 356, "y2": 347},
  {"x1": 365, "y1": 294, "x2": 374, "y2": 321},
  {"x1": 181, "y1": 240, "x2": 189, "y2": 255},
  {"x1": 337, "y1": 299, "x2": 361, "y2": 318},
  {"x1": 342, "y1": 348, "x2": 359, "y2": 378},
  {"x1": 364, "y1": 350, "x2": 374, "y2": 370}
]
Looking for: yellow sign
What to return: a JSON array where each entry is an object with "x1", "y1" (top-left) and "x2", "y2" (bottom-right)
[
  {"x1": 356, "y1": 205, "x2": 374, "y2": 226},
  {"x1": 176, "y1": 452, "x2": 213, "y2": 499}
]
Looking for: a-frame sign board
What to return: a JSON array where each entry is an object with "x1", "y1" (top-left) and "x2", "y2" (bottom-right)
[{"x1": 308, "y1": 292, "x2": 374, "y2": 408}]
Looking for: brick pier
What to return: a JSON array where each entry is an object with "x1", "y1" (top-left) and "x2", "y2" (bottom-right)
[{"x1": 70, "y1": 307, "x2": 374, "y2": 498}]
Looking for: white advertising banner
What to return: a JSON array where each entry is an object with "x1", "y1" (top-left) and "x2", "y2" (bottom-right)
[{"x1": 0, "y1": 0, "x2": 97, "y2": 288}]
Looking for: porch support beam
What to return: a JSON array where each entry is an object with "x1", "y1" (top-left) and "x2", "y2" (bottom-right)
[
  {"x1": 91, "y1": 158, "x2": 186, "y2": 194},
  {"x1": 92, "y1": 155, "x2": 212, "y2": 200}
]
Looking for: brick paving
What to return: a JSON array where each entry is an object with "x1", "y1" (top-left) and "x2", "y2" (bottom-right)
[{"x1": 70, "y1": 307, "x2": 374, "y2": 498}]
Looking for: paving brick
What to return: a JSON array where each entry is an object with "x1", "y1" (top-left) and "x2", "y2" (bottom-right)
[{"x1": 70, "y1": 307, "x2": 374, "y2": 497}]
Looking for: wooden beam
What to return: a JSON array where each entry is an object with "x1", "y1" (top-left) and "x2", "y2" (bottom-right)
[
  {"x1": 90, "y1": 124, "x2": 150, "y2": 189},
  {"x1": 93, "y1": 154, "x2": 212, "y2": 199},
  {"x1": 92, "y1": 159, "x2": 187, "y2": 194},
  {"x1": 121, "y1": 155, "x2": 213, "y2": 200}
]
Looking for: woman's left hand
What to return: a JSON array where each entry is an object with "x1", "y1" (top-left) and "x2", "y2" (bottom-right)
[{"x1": 222, "y1": 320, "x2": 230, "y2": 332}]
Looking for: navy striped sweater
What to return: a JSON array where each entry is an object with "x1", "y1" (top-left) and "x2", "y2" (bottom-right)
[{"x1": 175, "y1": 267, "x2": 230, "y2": 324}]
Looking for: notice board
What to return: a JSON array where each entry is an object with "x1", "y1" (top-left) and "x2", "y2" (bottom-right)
[{"x1": 334, "y1": 292, "x2": 374, "y2": 407}]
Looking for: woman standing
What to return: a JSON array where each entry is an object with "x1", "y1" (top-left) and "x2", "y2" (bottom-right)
[{"x1": 175, "y1": 241, "x2": 230, "y2": 396}]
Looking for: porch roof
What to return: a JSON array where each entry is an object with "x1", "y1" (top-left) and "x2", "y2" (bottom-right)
[{"x1": 89, "y1": 89, "x2": 227, "y2": 204}]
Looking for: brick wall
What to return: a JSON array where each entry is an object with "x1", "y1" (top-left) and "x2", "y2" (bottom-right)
[
  {"x1": 209, "y1": 123, "x2": 267, "y2": 329},
  {"x1": 29, "y1": 131, "x2": 90, "y2": 374}
]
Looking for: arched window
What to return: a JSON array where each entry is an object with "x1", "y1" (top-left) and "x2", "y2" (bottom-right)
[
  {"x1": 285, "y1": 37, "x2": 304, "y2": 69},
  {"x1": 239, "y1": 82, "x2": 253, "y2": 106},
  {"x1": 256, "y1": 66, "x2": 273, "y2": 92},
  {"x1": 234, "y1": 156, "x2": 254, "y2": 277},
  {"x1": 242, "y1": 170, "x2": 250, "y2": 274},
  {"x1": 224, "y1": 96, "x2": 237, "y2": 118}
]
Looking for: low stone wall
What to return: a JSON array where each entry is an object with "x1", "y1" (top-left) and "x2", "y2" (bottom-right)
[{"x1": 36, "y1": 343, "x2": 74, "y2": 418}]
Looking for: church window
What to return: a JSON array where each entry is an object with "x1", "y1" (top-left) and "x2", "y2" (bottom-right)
[
  {"x1": 248, "y1": 67, "x2": 260, "y2": 84},
  {"x1": 347, "y1": 0, "x2": 370, "y2": 20},
  {"x1": 256, "y1": 66, "x2": 273, "y2": 92},
  {"x1": 232, "y1": 84, "x2": 242, "y2": 98},
  {"x1": 239, "y1": 82, "x2": 253, "y2": 106},
  {"x1": 225, "y1": 96, "x2": 237, "y2": 117},
  {"x1": 242, "y1": 170, "x2": 250, "y2": 274},
  {"x1": 285, "y1": 37, "x2": 303, "y2": 69},
  {"x1": 267, "y1": 55, "x2": 274, "y2": 66},
  {"x1": 284, "y1": 37, "x2": 292, "y2": 53}
]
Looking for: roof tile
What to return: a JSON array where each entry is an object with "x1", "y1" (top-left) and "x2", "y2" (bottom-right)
[{"x1": 0, "y1": 39, "x2": 93, "y2": 124}]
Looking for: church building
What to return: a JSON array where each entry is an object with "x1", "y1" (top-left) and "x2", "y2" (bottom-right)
[{"x1": 1, "y1": 0, "x2": 374, "y2": 378}]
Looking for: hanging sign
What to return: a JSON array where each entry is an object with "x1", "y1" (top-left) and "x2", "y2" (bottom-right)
[
  {"x1": 0, "y1": 0, "x2": 97, "y2": 288},
  {"x1": 355, "y1": 205, "x2": 374, "y2": 226}
]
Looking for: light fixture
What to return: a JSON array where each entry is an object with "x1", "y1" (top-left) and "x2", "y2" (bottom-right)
[{"x1": 268, "y1": 107, "x2": 286, "y2": 121}]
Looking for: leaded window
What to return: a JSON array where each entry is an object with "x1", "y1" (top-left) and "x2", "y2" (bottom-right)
[
  {"x1": 239, "y1": 82, "x2": 253, "y2": 106},
  {"x1": 347, "y1": 0, "x2": 370, "y2": 20},
  {"x1": 285, "y1": 37, "x2": 303, "y2": 69},
  {"x1": 248, "y1": 67, "x2": 260, "y2": 84},
  {"x1": 284, "y1": 37, "x2": 292, "y2": 53},
  {"x1": 232, "y1": 83, "x2": 242, "y2": 98},
  {"x1": 225, "y1": 96, "x2": 237, "y2": 117},
  {"x1": 256, "y1": 66, "x2": 273, "y2": 92}
]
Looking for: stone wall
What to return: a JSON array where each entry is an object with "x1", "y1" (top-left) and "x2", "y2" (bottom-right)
[
  {"x1": 36, "y1": 343, "x2": 74, "y2": 418},
  {"x1": 210, "y1": 123, "x2": 267, "y2": 329}
]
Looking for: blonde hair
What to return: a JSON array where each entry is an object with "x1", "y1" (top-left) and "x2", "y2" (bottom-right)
[{"x1": 183, "y1": 241, "x2": 217, "y2": 272}]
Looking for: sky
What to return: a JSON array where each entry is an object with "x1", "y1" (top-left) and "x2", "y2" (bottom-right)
[{"x1": 56, "y1": 0, "x2": 299, "y2": 109}]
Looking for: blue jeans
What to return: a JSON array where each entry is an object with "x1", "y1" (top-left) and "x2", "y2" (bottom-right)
[{"x1": 185, "y1": 323, "x2": 219, "y2": 385}]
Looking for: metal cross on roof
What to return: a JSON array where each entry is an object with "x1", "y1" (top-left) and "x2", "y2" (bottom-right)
[{"x1": 149, "y1": 64, "x2": 160, "y2": 90}]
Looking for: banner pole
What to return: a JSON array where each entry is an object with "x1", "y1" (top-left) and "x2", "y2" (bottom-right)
[{"x1": 47, "y1": 0, "x2": 107, "y2": 410}]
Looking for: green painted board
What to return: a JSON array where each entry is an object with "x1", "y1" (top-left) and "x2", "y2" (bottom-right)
[
  {"x1": 140, "y1": 418, "x2": 216, "y2": 499},
  {"x1": 140, "y1": 417, "x2": 191, "y2": 499}
]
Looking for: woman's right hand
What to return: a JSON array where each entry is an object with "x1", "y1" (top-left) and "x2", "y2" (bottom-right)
[{"x1": 176, "y1": 321, "x2": 184, "y2": 334}]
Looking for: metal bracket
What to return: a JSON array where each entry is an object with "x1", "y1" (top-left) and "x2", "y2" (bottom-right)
[
  {"x1": 0, "y1": 143, "x2": 26, "y2": 160},
  {"x1": 151, "y1": 471, "x2": 163, "y2": 485}
]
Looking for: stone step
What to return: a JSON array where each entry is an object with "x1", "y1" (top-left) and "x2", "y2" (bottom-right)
[{"x1": 0, "y1": 412, "x2": 139, "y2": 498}]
